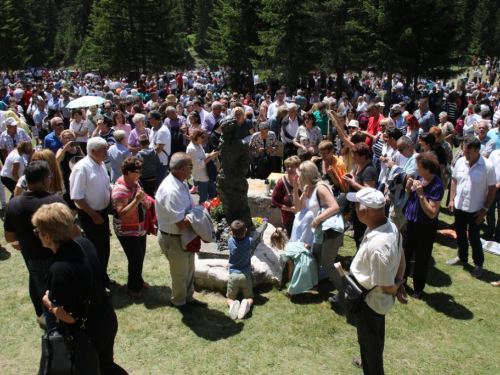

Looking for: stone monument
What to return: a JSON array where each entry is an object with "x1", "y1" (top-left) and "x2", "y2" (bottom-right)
[{"x1": 216, "y1": 116, "x2": 255, "y2": 231}]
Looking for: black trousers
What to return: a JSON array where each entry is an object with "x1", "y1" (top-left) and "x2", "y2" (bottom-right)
[
  {"x1": 352, "y1": 209, "x2": 367, "y2": 249},
  {"x1": 117, "y1": 235, "x2": 147, "y2": 292},
  {"x1": 354, "y1": 301, "x2": 386, "y2": 375},
  {"x1": 87, "y1": 304, "x2": 128, "y2": 375},
  {"x1": 139, "y1": 177, "x2": 156, "y2": 199},
  {"x1": 78, "y1": 209, "x2": 111, "y2": 271},
  {"x1": 404, "y1": 220, "x2": 438, "y2": 293},
  {"x1": 1, "y1": 176, "x2": 17, "y2": 195}
]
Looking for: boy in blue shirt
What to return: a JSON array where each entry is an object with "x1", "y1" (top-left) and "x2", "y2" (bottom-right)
[{"x1": 227, "y1": 220, "x2": 254, "y2": 320}]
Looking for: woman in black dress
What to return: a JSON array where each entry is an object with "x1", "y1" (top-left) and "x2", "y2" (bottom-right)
[{"x1": 35, "y1": 202, "x2": 127, "y2": 374}]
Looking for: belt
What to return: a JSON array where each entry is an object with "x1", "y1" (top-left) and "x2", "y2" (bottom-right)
[{"x1": 160, "y1": 230, "x2": 181, "y2": 236}]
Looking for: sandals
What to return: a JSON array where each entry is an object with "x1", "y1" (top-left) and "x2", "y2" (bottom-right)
[
  {"x1": 352, "y1": 358, "x2": 362, "y2": 369},
  {"x1": 491, "y1": 281, "x2": 500, "y2": 287},
  {"x1": 328, "y1": 294, "x2": 339, "y2": 303}
]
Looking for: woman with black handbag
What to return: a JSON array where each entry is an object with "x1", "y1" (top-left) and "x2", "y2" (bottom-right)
[{"x1": 34, "y1": 202, "x2": 127, "y2": 375}]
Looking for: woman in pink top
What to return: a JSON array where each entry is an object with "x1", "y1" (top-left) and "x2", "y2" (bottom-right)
[{"x1": 112, "y1": 110, "x2": 132, "y2": 144}]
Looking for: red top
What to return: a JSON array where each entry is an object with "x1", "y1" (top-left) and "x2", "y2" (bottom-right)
[{"x1": 366, "y1": 114, "x2": 385, "y2": 150}]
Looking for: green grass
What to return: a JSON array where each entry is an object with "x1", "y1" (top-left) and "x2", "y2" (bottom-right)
[{"x1": 1, "y1": 191, "x2": 500, "y2": 374}]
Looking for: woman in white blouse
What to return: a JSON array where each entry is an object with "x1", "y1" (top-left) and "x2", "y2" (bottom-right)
[
  {"x1": 293, "y1": 113, "x2": 323, "y2": 155},
  {"x1": 186, "y1": 128, "x2": 219, "y2": 203},
  {"x1": 0, "y1": 140, "x2": 32, "y2": 194}
]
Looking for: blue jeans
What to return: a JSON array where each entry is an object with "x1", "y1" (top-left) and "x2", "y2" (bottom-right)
[
  {"x1": 194, "y1": 180, "x2": 216, "y2": 203},
  {"x1": 455, "y1": 209, "x2": 484, "y2": 266},
  {"x1": 25, "y1": 258, "x2": 57, "y2": 329},
  {"x1": 155, "y1": 164, "x2": 169, "y2": 191}
]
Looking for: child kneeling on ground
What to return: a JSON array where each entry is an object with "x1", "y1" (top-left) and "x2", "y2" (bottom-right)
[{"x1": 227, "y1": 220, "x2": 254, "y2": 320}]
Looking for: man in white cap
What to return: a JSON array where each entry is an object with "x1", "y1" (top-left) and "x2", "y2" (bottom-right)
[
  {"x1": 335, "y1": 187, "x2": 406, "y2": 375},
  {"x1": 0, "y1": 118, "x2": 31, "y2": 161}
]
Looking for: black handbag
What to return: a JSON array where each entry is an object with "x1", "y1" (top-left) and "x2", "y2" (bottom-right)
[
  {"x1": 39, "y1": 279, "x2": 101, "y2": 374},
  {"x1": 452, "y1": 135, "x2": 460, "y2": 148},
  {"x1": 337, "y1": 274, "x2": 376, "y2": 315}
]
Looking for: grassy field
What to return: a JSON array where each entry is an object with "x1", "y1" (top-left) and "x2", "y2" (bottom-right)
[{"x1": 1, "y1": 190, "x2": 500, "y2": 375}]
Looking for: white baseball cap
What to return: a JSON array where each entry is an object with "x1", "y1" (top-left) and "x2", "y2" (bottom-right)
[
  {"x1": 4, "y1": 118, "x2": 18, "y2": 127},
  {"x1": 347, "y1": 187, "x2": 385, "y2": 209}
]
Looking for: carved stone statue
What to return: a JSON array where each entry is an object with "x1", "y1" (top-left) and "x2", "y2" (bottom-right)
[{"x1": 216, "y1": 116, "x2": 255, "y2": 231}]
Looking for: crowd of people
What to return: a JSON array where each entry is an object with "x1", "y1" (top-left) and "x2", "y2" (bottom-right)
[{"x1": 1, "y1": 64, "x2": 500, "y2": 374}]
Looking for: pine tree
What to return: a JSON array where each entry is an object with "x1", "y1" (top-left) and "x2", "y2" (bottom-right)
[
  {"x1": 207, "y1": 0, "x2": 261, "y2": 90},
  {"x1": 0, "y1": 0, "x2": 30, "y2": 72},
  {"x1": 468, "y1": 0, "x2": 498, "y2": 57},
  {"x1": 192, "y1": 0, "x2": 215, "y2": 58},
  {"x1": 255, "y1": 0, "x2": 316, "y2": 92},
  {"x1": 78, "y1": 0, "x2": 186, "y2": 75}
]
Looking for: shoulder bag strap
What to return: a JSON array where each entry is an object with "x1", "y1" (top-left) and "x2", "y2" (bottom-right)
[{"x1": 282, "y1": 176, "x2": 293, "y2": 205}]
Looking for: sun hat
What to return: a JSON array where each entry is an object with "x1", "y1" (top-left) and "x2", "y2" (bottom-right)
[
  {"x1": 347, "y1": 188, "x2": 385, "y2": 209},
  {"x1": 348, "y1": 120, "x2": 359, "y2": 128}
]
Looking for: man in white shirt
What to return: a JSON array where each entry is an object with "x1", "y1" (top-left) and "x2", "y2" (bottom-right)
[
  {"x1": 356, "y1": 96, "x2": 367, "y2": 112},
  {"x1": 447, "y1": 137, "x2": 497, "y2": 277},
  {"x1": 463, "y1": 104, "x2": 483, "y2": 136},
  {"x1": 70, "y1": 137, "x2": 112, "y2": 275},
  {"x1": 267, "y1": 89, "x2": 288, "y2": 119},
  {"x1": 148, "y1": 110, "x2": 171, "y2": 189},
  {"x1": 337, "y1": 188, "x2": 406, "y2": 375},
  {"x1": 155, "y1": 152, "x2": 208, "y2": 312}
]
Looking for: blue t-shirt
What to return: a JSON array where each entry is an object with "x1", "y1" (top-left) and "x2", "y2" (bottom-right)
[
  {"x1": 405, "y1": 175, "x2": 444, "y2": 224},
  {"x1": 43, "y1": 131, "x2": 64, "y2": 154},
  {"x1": 228, "y1": 237, "x2": 253, "y2": 274}
]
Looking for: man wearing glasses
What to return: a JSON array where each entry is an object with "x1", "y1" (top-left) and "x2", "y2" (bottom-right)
[
  {"x1": 43, "y1": 118, "x2": 65, "y2": 154},
  {"x1": 155, "y1": 152, "x2": 208, "y2": 312}
]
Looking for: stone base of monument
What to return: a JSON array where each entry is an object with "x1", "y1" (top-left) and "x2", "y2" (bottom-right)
[
  {"x1": 247, "y1": 178, "x2": 283, "y2": 229},
  {"x1": 194, "y1": 223, "x2": 284, "y2": 292}
]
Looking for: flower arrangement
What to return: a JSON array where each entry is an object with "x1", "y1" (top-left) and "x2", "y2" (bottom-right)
[
  {"x1": 209, "y1": 197, "x2": 225, "y2": 222},
  {"x1": 252, "y1": 217, "x2": 268, "y2": 228}
]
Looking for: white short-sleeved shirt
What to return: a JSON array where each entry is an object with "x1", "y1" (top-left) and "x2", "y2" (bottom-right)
[
  {"x1": 155, "y1": 173, "x2": 194, "y2": 234},
  {"x1": 0, "y1": 151, "x2": 25, "y2": 179},
  {"x1": 70, "y1": 120, "x2": 89, "y2": 142},
  {"x1": 452, "y1": 155, "x2": 496, "y2": 213},
  {"x1": 351, "y1": 220, "x2": 402, "y2": 315},
  {"x1": 186, "y1": 142, "x2": 209, "y2": 182},
  {"x1": 149, "y1": 125, "x2": 171, "y2": 166},
  {"x1": 69, "y1": 155, "x2": 111, "y2": 211}
]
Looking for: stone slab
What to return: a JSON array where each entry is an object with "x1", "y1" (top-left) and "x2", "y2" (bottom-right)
[
  {"x1": 247, "y1": 179, "x2": 282, "y2": 229},
  {"x1": 194, "y1": 223, "x2": 284, "y2": 292}
]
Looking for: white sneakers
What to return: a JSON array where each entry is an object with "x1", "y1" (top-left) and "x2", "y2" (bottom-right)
[
  {"x1": 228, "y1": 300, "x2": 240, "y2": 320},
  {"x1": 228, "y1": 299, "x2": 251, "y2": 320},
  {"x1": 238, "y1": 299, "x2": 251, "y2": 319}
]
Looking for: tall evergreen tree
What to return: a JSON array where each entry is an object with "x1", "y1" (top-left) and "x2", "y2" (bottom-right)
[
  {"x1": 192, "y1": 0, "x2": 215, "y2": 58},
  {"x1": 78, "y1": 0, "x2": 186, "y2": 75},
  {"x1": 468, "y1": 0, "x2": 497, "y2": 57},
  {"x1": 207, "y1": 0, "x2": 261, "y2": 90},
  {"x1": 0, "y1": 0, "x2": 29, "y2": 72},
  {"x1": 255, "y1": 0, "x2": 316, "y2": 92},
  {"x1": 355, "y1": 0, "x2": 466, "y2": 96}
]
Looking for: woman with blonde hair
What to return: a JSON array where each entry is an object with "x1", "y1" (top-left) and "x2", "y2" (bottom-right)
[
  {"x1": 14, "y1": 149, "x2": 64, "y2": 198},
  {"x1": 292, "y1": 160, "x2": 344, "y2": 297},
  {"x1": 33, "y1": 202, "x2": 128, "y2": 374}
]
